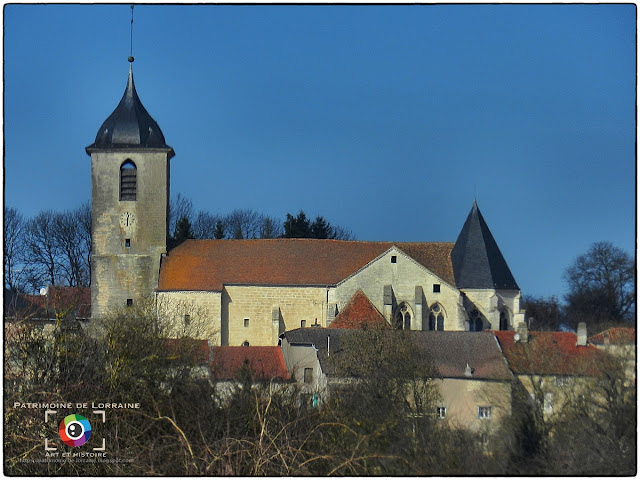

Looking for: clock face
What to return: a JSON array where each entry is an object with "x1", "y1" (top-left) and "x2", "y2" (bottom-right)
[{"x1": 120, "y1": 211, "x2": 136, "y2": 228}]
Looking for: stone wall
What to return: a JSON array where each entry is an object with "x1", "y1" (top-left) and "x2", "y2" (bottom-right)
[
  {"x1": 223, "y1": 285, "x2": 328, "y2": 346},
  {"x1": 331, "y1": 248, "x2": 463, "y2": 330},
  {"x1": 91, "y1": 150, "x2": 170, "y2": 318}
]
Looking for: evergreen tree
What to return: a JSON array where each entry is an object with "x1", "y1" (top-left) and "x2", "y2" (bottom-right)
[
  {"x1": 173, "y1": 216, "x2": 194, "y2": 242},
  {"x1": 213, "y1": 219, "x2": 226, "y2": 239}
]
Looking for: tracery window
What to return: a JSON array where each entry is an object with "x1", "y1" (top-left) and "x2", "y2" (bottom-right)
[
  {"x1": 469, "y1": 309, "x2": 484, "y2": 332},
  {"x1": 394, "y1": 303, "x2": 412, "y2": 330},
  {"x1": 499, "y1": 309, "x2": 509, "y2": 331},
  {"x1": 428, "y1": 303, "x2": 445, "y2": 331}
]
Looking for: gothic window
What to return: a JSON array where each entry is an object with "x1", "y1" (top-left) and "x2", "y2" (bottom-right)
[
  {"x1": 429, "y1": 303, "x2": 445, "y2": 331},
  {"x1": 394, "y1": 303, "x2": 412, "y2": 330},
  {"x1": 499, "y1": 309, "x2": 509, "y2": 331},
  {"x1": 120, "y1": 160, "x2": 137, "y2": 201},
  {"x1": 469, "y1": 309, "x2": 484, "y2": 332}
]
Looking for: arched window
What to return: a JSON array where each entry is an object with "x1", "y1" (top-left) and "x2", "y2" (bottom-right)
[
  {"x1": 394, "y1": 303, "x2": 412, "y2": 330},
  {"x1": 499, "y1": 309, "x2": 509, "y2": 331},
  {"x1": 469, "y1": 309, "x2": 484, "y2": 332},
  {"x1": 429, "y1": 303, "x2": 445, "y2": 331},
  {"x1": 120, "y1": 160, "x2": 137, "y2": 201}
]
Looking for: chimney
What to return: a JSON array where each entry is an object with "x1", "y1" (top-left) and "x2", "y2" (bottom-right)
[
  {"x1": 516, "y1": 322, "x2": 528, "y2": 343},
  {"x1": 577, "y1": 322, "x2": 587, "y2": 347}
]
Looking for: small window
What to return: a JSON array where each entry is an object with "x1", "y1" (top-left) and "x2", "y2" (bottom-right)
[
  {"x1": 301, "y1": 320, "x2": 307, "y2": 328},
  {"x1": 126, "y1": 298, "x2": 133, "y2": 307},
  {"x1": 242, "y1": 341, "x2": 250, "y2": 347},
  {"x1": 555, "y1": 376, "x2": 570, "y2": 386},
  {"x1": 478, "y1": 406, "x2": 492, "y2": 419},
  {"x1": 184, "y1": 314, "x2": 190, "y2": 327},
  {"x1": 433, "y1": 284, "x2": 440, "y2": 293},
  {"x1": 390, "y1": 255, "x2": 397, "y2": 263},
  {"x1": 303, "y1": 367, "x2": 313, "y2": 383},
  {"x1": 544, "y1": 393, "x2": 554, "y2": 415},
  {"x1": 125, "y1": 238, "x2": 131, "y2": 248},
  {"x1": 436, "y1": 407, "x2": 447, "y2": 419},
  {"x1": 244, "y1": 318, "x2": 249, "y2": 328}
]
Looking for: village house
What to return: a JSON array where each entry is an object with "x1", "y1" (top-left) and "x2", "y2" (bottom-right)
[
  {"x1": 493, "y1": 323, "x2": 612, "y2": 421},
  {"x1": 280, "y1": 327, "x2": 514, "y2": 432}
]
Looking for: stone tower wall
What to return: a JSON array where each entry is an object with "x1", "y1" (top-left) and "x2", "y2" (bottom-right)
[{"x1": 91, "y1": 150, "x2": 170, "y2": 318}]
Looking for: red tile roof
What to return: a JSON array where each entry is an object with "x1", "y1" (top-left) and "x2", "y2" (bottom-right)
[
  {"x1": 4, "y1": 286, "x2": 91, "y2": 320},
  {"x1": 494, "y1": 330, "x2": 607, "y2": 376},
  {"x1": 589, "y1": 327, "x2": 635, "y2": 346},
  {"x1": 158, "y1": 239, "x2": 455, "y2": 291},
  {"x1": 210, "y1": 346, "x2": 290, "y2": 381},
  {"x1": 331, "y1": 290, "x2": 389, "y2": 330}
]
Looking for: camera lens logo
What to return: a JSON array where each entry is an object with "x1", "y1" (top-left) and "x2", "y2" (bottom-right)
[{"x1": 58, "y1": 414, "x2": 92, "y2": 447}]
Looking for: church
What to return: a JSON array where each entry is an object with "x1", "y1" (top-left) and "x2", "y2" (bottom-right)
[{"x1": 86, "y1": 63, "x2": 525, "y2": 346}]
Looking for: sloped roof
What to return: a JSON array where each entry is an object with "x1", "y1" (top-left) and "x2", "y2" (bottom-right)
[
  {"x1": 158, "y1": 239, "x2": 455, "y2": 291},
  {"x1": 210, "y1": 346, "x2": 290, "y2": 381},
  {"x1": 4, "y1": 287, "x2": 91, "y2": 320},
  {"x1": 451, "y1": 201, "x2": 518, "y2": 290},
  {"x1": 494, "y1": 330, "x2": 607, "y2": 376},
  {"x1": 283, "y1": 328, "x2": 512, "y2": 381},
  {"x1": 589, "y1": 327, "x2": 636, "y2": 346},
  {"x1": 331, "y1": 290, "x2": 389, "y2": 330},
  {"x1": 86, "y1": 65, "x2": 173, "y2": 153}
]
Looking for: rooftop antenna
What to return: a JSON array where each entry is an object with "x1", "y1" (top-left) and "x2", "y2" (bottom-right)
[{"x1": 128, "y1": 4, "x2": 135, "y2": 63}]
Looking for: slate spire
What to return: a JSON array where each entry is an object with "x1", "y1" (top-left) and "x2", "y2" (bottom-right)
[
  {"x1": 86, "y1": 65, "x2": 173, "y2": 152},
  {"x1": 451, "y1": 201, "x2": 519, "y2": 290}
]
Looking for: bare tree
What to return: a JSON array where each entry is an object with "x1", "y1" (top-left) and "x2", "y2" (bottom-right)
[
  {"x1": 53, "y1": 208, "x2": 90, "y2": 286},
  {"x1": 192, "y1": 210, "x2": 223, "y2": 239},
  {"x1": 259, "y1": 215, "x2": 283, "y2": 239},
  {"x1": 4, "y1": 207, "x2": 26, "y2": 292},
  {"x1": 23, "y1": 210, "x2": 60, "y2": 289},
  {"x1": 225, "y1": 208, "x2": 264, "y2": 239},
  {"x1": 169, "y1": 193, "x2": 195, "y2": 237},
  {"x1": 564, "y1": 241, "x2": 635, "y2": 327}
]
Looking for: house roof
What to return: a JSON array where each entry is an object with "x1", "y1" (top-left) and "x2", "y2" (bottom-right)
[
  {"x1": 210, "y1": 346, "x2": 290, "y2": 381},
  {"x1": 494, "y1": 330, "x2": 607, "y2": 376},
  {"x1": 451, "y1": 201, "x2": 519, "y2": 290},
  {"x1": 589, "y1": 327, "x2": 636, "y2": 346},
  {"x1": 4, "y1": 286, "x2": 91, "y2": 320},
  {"x1": 158, "y1": 239, "x2": 455, "y2": 291},
  {"x1": 331, "y1": 290, "x2": 389, "y2": 329},
  {"x1": 86, "y1": 65, "x2": 174, "y2": 154},
  {"x1": 283, "y1": 328, "x2": 513, "y2": 381}
]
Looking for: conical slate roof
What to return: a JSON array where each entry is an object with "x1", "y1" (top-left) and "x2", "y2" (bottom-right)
[
  {"x1": 86, "y1": 65, "x2": 173, "y2": 153},
  {"x1": 451, "y1": 202, "x2": 519, "y2": 290}
]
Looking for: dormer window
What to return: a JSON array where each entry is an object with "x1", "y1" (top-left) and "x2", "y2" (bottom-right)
[{"x1": 120, "y1": 160, "x2": 137, "y2": 201}]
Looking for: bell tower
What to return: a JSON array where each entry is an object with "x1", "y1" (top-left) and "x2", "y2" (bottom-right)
[{"x1": 86, "y1": 62, "x2": 174, "y2": 319}]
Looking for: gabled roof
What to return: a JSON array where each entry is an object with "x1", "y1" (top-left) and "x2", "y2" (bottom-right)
[
  {"x1": 331, "y1": 290, "x2": 389, "y2": 330},
  {"x1": 86, "y1": 65, "x2": 173, "y2": 154},
  {"x1": 494, "y1": 330, "x2": 607, "y2": 376},
  {"x1": 210, "y1": 346, "x2": 290, "y2": 381},
  {"x1": 451, "y1": 201, "x2": 519, "y2": 290},
  {"x1": 283, "y1": 328, "x2": 512, "y2": 381},
  {"x1": 589, "y1": 327, "x2": 636, "y2": 346},
  {"x1": 158, "y1": 239, "x2": 455, "y2": 291}
]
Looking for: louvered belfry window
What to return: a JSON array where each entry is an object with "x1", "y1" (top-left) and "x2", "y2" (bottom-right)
[{"x1": 120, "y1": 160, "x2": 137, "y2": 201}]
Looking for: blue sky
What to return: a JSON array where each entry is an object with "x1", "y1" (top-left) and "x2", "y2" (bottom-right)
[{"x1": 4, "y1": 4, "x2": 636, "y2": 299}]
